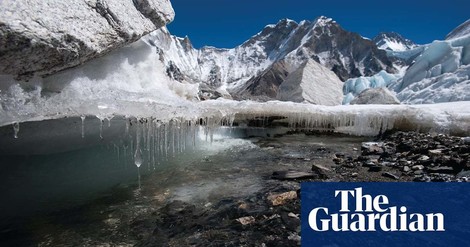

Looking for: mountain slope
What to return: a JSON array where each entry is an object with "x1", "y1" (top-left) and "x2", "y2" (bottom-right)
[
  {"x1": 146, "y1": 16, "x2": 397, "y2": 103},
  {"x1": 277, "y1": 59, "x2": 343, "y2": 105},
  {"x1": 446, "y1": 19, "x2": 470, "y2": 40}
]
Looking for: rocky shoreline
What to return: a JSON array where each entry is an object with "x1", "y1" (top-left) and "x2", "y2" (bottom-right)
[{"x1": 125, "y1": 131, "x2": 470, "y2": 246}]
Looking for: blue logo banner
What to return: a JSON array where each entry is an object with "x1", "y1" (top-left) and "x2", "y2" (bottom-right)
[{"x1": 301, "y1": 182, "x2": 470, "y2": 247}]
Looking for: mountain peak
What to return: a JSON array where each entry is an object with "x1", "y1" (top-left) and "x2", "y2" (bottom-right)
[
  {"x1": 313, "y1": 16, "x2": 335, "y2": 26},
  {"x1": 373, "y1": 32, "x2": 417, "y2": 52}
]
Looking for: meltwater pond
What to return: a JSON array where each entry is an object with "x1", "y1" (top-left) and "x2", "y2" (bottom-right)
[{"x1": 0, "y1": 117, "x2": 370, "y2": 246}]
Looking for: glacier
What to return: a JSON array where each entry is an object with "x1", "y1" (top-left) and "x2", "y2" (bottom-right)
[
  {"x1": 1, "y1": 35, "x2": 469, "y2": 141},
  {"x1": 390, "y1": 33, "x2": 470, "y2": 103},
  {"x1": 342, "y1": 70, "x2": 401, "y2": 104}
]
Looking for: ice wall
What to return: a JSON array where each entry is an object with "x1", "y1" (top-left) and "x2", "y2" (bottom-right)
[
  {"x1": 0, "y1": 40, "x2": 200, "y2": 127},
  {"x1": 200, "y1": 100, "x2": 470, "y2": 136}
]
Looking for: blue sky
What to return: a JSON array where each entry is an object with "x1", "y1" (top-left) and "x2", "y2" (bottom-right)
[{"x1": 167, "y1": 0, "x2": 469, "y2": 48}]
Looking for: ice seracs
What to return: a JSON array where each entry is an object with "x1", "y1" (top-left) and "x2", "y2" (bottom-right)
[
  {"x1": 390, "y1": 31, "x2": 470, "y2": 104},
  {"x1": 342, "y1": 71, "x2": 401, "y2": 104}
]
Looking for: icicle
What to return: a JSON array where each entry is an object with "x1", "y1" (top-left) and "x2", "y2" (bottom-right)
[
  {"x1": 134, "y1": 148, "x2": 143, "y2": 168},
  {"x1": 80, "y1": 116, "x2": 86, "y2": 138},
  {"x1": 114, "y1": 144, "x2": 120, "y2": 162},
  {"x1": 107, "y1": 117, "x2": 111, "y2": 127},
  {"x1": 12, "y1": 122, "x2": 19, "y2": 139},
  {"x1": 99, "y1": 119, "x2": 104, "y2": 139},
  {"x1": 134, "y1": 123, "x2": 143, "y2": 189},
  {"x1": 125, "y1": 118, "x2": 130, "y2": 136}
]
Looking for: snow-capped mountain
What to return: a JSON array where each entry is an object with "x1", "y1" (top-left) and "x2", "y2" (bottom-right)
[
  {"x1": 446, "y1": 19, "x2": 470, "y2": 40},
  {"x1": 373, "y1": 32, "x2": 417, "y2": 52},
  {"x1": 146, "y1": 16, "x2": 396, "y2": 102}
]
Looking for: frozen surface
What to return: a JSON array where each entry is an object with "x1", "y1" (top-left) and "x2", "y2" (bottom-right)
[
  {"x1": 200, "y1": 100, "x2": 470, "y2": 136},
  {"x1": 0, "y1": 40, "x2": 201, "y2": 126}
]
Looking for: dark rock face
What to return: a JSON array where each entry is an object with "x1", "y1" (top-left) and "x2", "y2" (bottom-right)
[
  {"x1": 233, "y1": 61, "x2": 290, "y2": 101},
  {"x1": 296, "y1": 19, "x2": 396, "y2": 81},
  {"x1": 0, "y1": 0, "x2": 175, "y2": 79}
]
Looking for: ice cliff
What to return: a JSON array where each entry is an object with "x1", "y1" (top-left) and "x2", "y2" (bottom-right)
[{"x1": 0, "y1": 0, "x2": 175, "y2": 78}]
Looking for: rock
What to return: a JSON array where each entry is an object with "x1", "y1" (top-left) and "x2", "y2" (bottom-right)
[
  {"x1": 271, "y1": 171, "x2": 315, "y2": 180},
  {"x1": 414, "y1": 170, "x2": 424, "y2": 175},
  {"x1": 287, "y1": 232, "x2": 301, "y2": 243},
  {"x1": 236, "y1": 216, "x2": 256, "y2": 225},
  {"x1": 412, "y1": 165, "x2": 424, "y2": 170},
  {"x1": 414, "y1": 175, "x2": 431, "y2": 182},
  {"x1": 461, "y1": 137, "x2": 470, "y2": 144},
  {"x1": 0, "y1": 0, "x2": 175, "y2": 78},
  {"x1": 361, "y1": 142, "x2": 384, "y2": 155},
  {"x1": 287, "y1": 213, "x2": 299, "y2": 219},
  {"x1": 351, "y1": 172, "x2": 358, "y2": 177},
  {"x1": 457, "y1": 170, "x2": 470, "y2": 178},
  {"x1": 335, "y1": 153, "x2": 346, "y2": 158},
  {"x1": 267, "y1": 191, "x2": 297, "y2": 206},
  {"x1": 428, "y1": 149, "x2": 444, "y2": 156},
  {"x1": 277, "y1": 59, "x2": 344, "y2": 105},
  {"x1": 382, "y1": 172, "x2": 399, "y2": 180},
  {"x1": 403, "y1": 166, "x2": 411, "y2": 172},
  {"x1": 426, "y1": 166, "x2": 456, "y2": 174},
  {"x1": 368, "y1": 165, "x2": 383, "y2": 172},
  {"x1": 417, "y1": 155, "x2": 430, "y2": 161},
  {"x1": 311, "y1": 164, "x2": 330, "y2": 179},
  {"x1": 333, "y1": 158, "x2": 344, "y2": 164},
  {"x1": 350, "y1": 87, "x2": 400, "y2": 105}
]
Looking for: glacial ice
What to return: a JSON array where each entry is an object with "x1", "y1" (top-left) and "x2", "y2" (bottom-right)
[
  {"x1": 0, "y1": 32, "x2": 469, "y2": 154},
  {"x1": 391, "y1": 34, "x2": 470, "y2": 103},
  {"x1": 342, "y1": 70, "x2": 401, "y2": 104}
]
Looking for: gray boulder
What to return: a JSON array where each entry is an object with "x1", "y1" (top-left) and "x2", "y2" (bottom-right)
[
  {"x1": 351, "y1": 87, "x2": 400, "y2": 105},
  {"x1": 0, "y1": 0, "x2": 174, "y2": 79}
]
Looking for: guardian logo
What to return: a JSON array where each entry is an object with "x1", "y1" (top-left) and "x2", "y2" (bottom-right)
[
  {"x1": 301, "y1": 183, "x2": 470, "y2": 247},
  {"x1": 308, "y1": 187, "x2": 445, "y2": 232}
]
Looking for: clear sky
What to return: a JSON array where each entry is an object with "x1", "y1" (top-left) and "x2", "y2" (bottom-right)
[{"x1": 167, "y1": 0, "x2": 469, "y2": 49}]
